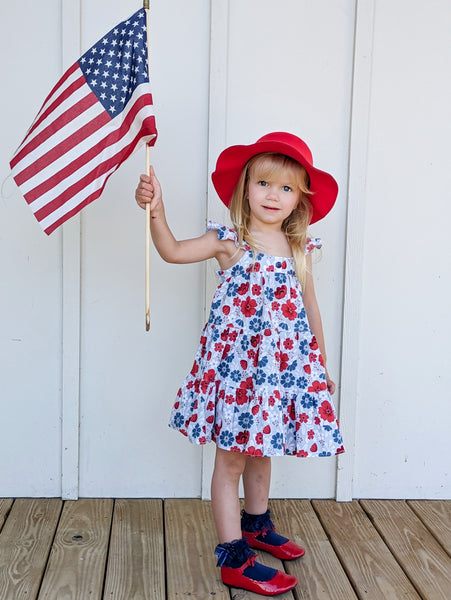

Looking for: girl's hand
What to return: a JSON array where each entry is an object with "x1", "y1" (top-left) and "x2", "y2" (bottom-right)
[
  {"x1": 135, "y1": 166, "x2": 163, "y2": 215},
  {"x1": 325, "y1": 370, "x2": 336, "y2": 395}
]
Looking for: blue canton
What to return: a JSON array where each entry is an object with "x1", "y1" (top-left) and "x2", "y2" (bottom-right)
[{"x1": 78, "y1": 10, "x2": 149, "y2": 117}]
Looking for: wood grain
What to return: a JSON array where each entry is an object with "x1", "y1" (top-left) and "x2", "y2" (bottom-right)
[
  {"x1": 0, "y1": 498, "x2": 62, "y2": 599},
  {"x1": 37, "y1": 498, "x2": 113, "y2": 600},
  {"x1": 313, "y1": 500, "x2": 421, "y2": 599},
  {"x1": 271, "y1": 499, "x2": 358, "y2": 599},
  {"x1": 360, "y1": 500, "x2": 451, "y2": 600},
  {"x1": 408, "y1": 500, "x2": 451, "y2": 557},
  {"x1": 0, "y1": 498, "x2": 13, "y2": 530},
  {"x1": 103, "y1": 499, "x2": 165, "y2": 600}
]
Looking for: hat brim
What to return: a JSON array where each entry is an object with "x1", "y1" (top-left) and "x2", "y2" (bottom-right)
[{"x1": 211, "y1": 139, "x2": 338, "y2": 224}]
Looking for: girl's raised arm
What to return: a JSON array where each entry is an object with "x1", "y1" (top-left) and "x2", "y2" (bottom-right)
[{"x1": 135, "y1": 168, "x2": 230, "y2": 265}]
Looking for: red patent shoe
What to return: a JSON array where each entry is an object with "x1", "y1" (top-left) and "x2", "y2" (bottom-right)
[
  {"x1": 241, "y1": 509, "x2": 305, "y2": 560},
  {"x1": 244, "y1": 529, "x2": 305, "y2": 560},
  {"x1": 221, "y1": 556, "x2": 298, "y2": 596}
]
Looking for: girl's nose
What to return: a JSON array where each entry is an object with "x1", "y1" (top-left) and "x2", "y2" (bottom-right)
[{"x1": 266, "y1": 185, "x2": 278, "y2": 200}]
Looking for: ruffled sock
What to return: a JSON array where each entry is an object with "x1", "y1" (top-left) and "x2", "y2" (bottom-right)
[
  {"x1": 214, "y1": 538, "x2": 277, "y2": 582},
  {"x1": 241, "y1": 509, "x2": 289, "y2": 546}
]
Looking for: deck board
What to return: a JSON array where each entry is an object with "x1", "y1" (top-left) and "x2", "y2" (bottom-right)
[
  {"x1": 0, "y1": 498, "x2": 449, "y2": 600},
  {"x1": 360, "y1": 499, "x2": 451, "y2": 600},
  {"x1": 407, "y1": 500, "x2": 451, "y2": 557},
  {"x1": 37, "y1": 498, "x2": 113, "y2": 600},
  {"x1": 103, "y1": 499, "x2": 165, "y2": 600},
  {"x1": 0, "y1": 498, "x2": 62, "y2": 600},
  {"x1": 272, "y1": 498, "x2": 358, "y2": 599},
  {"x1": 312, "y1": 499, "x2": 422, "y2": 599}
]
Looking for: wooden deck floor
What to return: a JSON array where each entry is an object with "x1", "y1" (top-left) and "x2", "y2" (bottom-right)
[{"x1": 0, "y1": 498, "x2": 450, "y2": 599}]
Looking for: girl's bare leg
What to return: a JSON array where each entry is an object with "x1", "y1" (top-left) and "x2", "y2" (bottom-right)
[
  {"x1": 211, "y1": 447, "x2": 246, "y2": 543},
  {"x1": 243, "y1": 456, "x2": 271, "y2": 514}
]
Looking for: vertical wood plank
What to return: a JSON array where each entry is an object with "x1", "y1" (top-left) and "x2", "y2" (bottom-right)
[
  {"x1": 0, "y1": 499, "x2": 62, "y2": 599},
  {"x1": 408, "y1": 500, "x2": 451, "y2": 557},
  {"x1": 360, "y1": 500, "x2": 451, "y2": 600},
  {"x1": 38, "y1": 499, "x2": 113, "y2": 600},
  {"x1": 103, "y1": 499, "x2": 165, "y2": 600},
  {"x1": 313, "y1": 500, "x2": 421, "y2": 599},
  {"x1": 337, "y1": 0, "x2": 376, "y2": 501},
  {"x1": 61, "y1": 0, "x2": 82, "y2": 501},
  {"x1": 270, "y1": 499, "x2": 358, "y2": 599},
  {"x1": 165, "y1": 499, "x2": 230, "y2": 600}
]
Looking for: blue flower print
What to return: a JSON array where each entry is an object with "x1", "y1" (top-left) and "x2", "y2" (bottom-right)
[
  {"x1": 287, "y1": 360, "x2": 297, "y2": 372},
  {"x1": 255, "y1": 370, "x2": 266, "y2": 385},
  {"x1": 318, "y1": 451, "x2": 332, "y2": 457},
  {"x1": 230, "y1": 370, "x2": 242, "y2": 382},
  {"x1": 216, "y1": 226, "x2": 228, "y2": 240},
  {"x1": 211, "y1": 299, "x2": 221, "y2": 310},
  {"x1": 173, "y1": 412, "x2": 184, "y2": 428},
  {"x1": 249, "y1": 318, "x2": 261, "y2": 333},
  {"x1": 295, "y1": 320, "x2": 309, "y2": 334},
  {"x1": 333, "y1": 429, "x2": 343, "y2": 444},
  {"x1": 264, "y1": 287, "x2": 274, "y2": 301},
  {"x1": 275, "y1": 273, "x2": 287, "y2": 284},
  {"x1": 227, "y1": 282, "x2": 238, "y2": 297},
  {"x1": 231, "y1": 265, "x2": 247, "y2": 279},
  {"x1": 299, "y1": 340, "x2": 309, "y2": 355},
  {"x1": 240, "y1": 335, "x2": 250, "y2": 351},
  {"x1": 220, "y1": 430, "x2": 234, "y2": 447},
  {"x1": 271, "y1": 433, "x2": 284, "y2": 450},
  {"x1": 191, "y1": 423, "x2": 201, "y2": 438},
  {"x1": 301, "y1": 393, "x2": 318, "y2": 409},
  {"x1": 296, "y1": 376, "x2": 308, "y2": 388},
  {"x1": 280, "y1": 372, "x2": 295, "y2": 388},
  {"x1": 268, "y1": 373, "x2": 279, "y2": 386},
  {"x1": 238, "y1": 412, "x2": 254, "y2": 428},
  {"x1": 218, "y1": 362, "x2": 230, "y2": 378},
  {"x1": 259, "y1": 356, "x2": 268, "y2": 369}
]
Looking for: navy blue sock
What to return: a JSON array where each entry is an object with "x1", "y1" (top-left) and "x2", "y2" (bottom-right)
[
  {"x1": 215, "y1": 538, "x2": 277, "y2": 582},
  {"x1": 241, "y1": 509, "x2": 289, "y2": 546}
]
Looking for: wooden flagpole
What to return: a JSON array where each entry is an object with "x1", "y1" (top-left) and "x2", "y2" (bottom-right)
[{"x1": 144, "y1": 0, "x2": 151, "y2": 331}]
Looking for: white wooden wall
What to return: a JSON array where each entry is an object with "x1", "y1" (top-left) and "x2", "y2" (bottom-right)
[{"x1": 0, "y1": 0, "x2": 450, "y2": 500}]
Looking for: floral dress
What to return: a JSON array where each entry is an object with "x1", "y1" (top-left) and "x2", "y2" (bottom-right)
[{"x1": 169, "y1": 222, "x2": 344, "y2": 458}]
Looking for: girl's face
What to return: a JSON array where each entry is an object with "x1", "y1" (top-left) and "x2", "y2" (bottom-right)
[{"x1": 247, "y1": 169, "x2": 301, "y2": 228}]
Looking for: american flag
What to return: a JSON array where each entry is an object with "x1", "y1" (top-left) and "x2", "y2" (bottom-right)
[{"x1": 10, "y1": 9, "x2": 157, "y2": 235}]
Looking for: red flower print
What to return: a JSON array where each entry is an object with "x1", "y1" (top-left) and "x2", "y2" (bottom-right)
[
  {"x1": 256, "y1": 432, "x2": 263, "y2": 444},
  {"x1": 215, "y1": 342, "x2": 224, "y2": 352},
  {"x1": 310, "y1": 443, "x2": 317, "y2": 452},
  {"x1": 283, "y1": 338, "x2": 294, "y2": 350},
  {"x1": 267, "y1": 265, "x2": 274, "y2": 272},
  {"x1": 288, "y1": 403, "x2": 296, "y2": 420},
  {"x1": 264, "y1": 328, "x2": 271, "y2": 336},
  {"x1": 207, "y1": 351, "x2": 212, "y2": 361},
  {"x1": 303, "y1": 365, "x2": 311, "y2": 374},
  {"x1": 297, "y1": 450, "x2": 309, "y2": 457},
  {"x1": 307, "y1": 429, "x2": 314, "y2": 439},
  {"x1": 233, "y1": 297, "x2": 241, "y2": 307},
  {"x1": 336, "y1": 446, "x2": 345, "y2": 454},
  {"x1": 238, "y1": 282, "x2": 250, "y2": 295},
  {"x1": 225, "y1": 394, "x2": 234, "y2": 404},
  {"x1": 222, "y1": 305, "x2": 230, "y2": 315},
  {"x1": 271, "y1": 301, "x2": 280, "y2": 311},
  {"x1": 241, "y1": 296, "x2": 257, "y2": 317},
  {"x1": 290, "y1": 288, "x2": 298, "y2": 299},
  {"x1": 251, "y1": 405, "x2": 259, "y2": 415},
  {"x1": 206, "y1": 415, "x2": 214, "y2": 424},
  {"x1": 314, "y1": 416, "x2": 321, "y2": 425},
  {"x1": 308, "y1": 380, "x2": 327, "y2": 393},
  {"x1": 240, "y1": 360, "x2": 248, "y2": 370},
  {"x1": 309, "y1": 337, "x2": 318, "y2": 350},
  {"x1": 274, "y1": 285, "x2": 287, "y2": 299},
  {"x1": 207, "y1": 401, "x2": 215, "y2": 411},
  {"x1": 252, "y1": 284, "x2": 262, "y2": 296},
  {"x1": 190, "y1": 414, "x2": 198, "y2": 423},
  {"x1": 263, "y1": 411, "x2": 269, "y2": 421},
  {"x1": 236, "y1": 431, "x2": 250, "y2": 445},
  {"x1": 199, "y1": 436, "x2": 206, "y2": 444},
  {"x1": 229, "y1": 329, "x2": 238, "y2": 341},
  {"x1": 279, "y1": 352, "x2": 289, "y2": 371},
  {"x1": 319, "y1": 400, "x2": 335, "y2": 422},
  {"x1": 222, "y1": 343, "x2": 231, "y2": 358},
  {"x1": 250, "y1": 335, "x2": 261, "y2": 348},
  {"x1": 263, "y1": 425, "x2": 271, "y2": 434},
  {"x1": 299, "y1": 413, "x2": 309, "y2": 423},
  {"x1": 174, "y1": 401, "x2": 180, "y2": 409},
  {"x1": 268, "y1": 396, "x2": 275, "y2": 406},
  {"x1": 190, "y1": 362, "x2": 199, "y2": 376},
  {"x1": 309, "y1": 352, "x2": 317, "y2": 363},
  {"x1": 236, "y1": 388, "x2": 248, "y2": 405},
  {"x1": 247, "y1": 446, "x2": 263, "y2": 456},
  {"x1": 241, "y1": 377, "x2": 254, "y2": 390},
  {"x1": 319, "y1": 355, "x2": 325, "y2": 367},
  {"x1": 281, "y1": 300, "x2": 297, "y2": 320}
]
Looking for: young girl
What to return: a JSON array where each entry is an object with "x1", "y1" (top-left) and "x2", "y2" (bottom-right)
[{"x1": 136, "y1": 132, "x2": 344, "y2": 596}]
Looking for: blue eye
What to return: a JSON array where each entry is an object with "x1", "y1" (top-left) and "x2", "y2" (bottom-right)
[
  {"x1": 258, "y1": 180, "x2": 268, "y2": 187},
  {"x1": 283, "y1": 185, "x2": 292, "y2": 192}
]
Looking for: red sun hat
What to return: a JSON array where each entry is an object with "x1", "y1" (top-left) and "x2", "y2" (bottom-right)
[{"x1": 211, "y1": 132, "x2": 338, "y2": 224}]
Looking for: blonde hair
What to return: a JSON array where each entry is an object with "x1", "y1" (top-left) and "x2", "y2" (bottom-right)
[{"x1": 229, "y1": 153, "x2": 313, "y2": 288}]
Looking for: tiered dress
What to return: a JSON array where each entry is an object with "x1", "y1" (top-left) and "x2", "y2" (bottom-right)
[{"x1": 169, "y1": 222, "x2": 344, "y2": 458}]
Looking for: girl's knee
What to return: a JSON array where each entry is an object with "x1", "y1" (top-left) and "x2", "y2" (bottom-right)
[{"x1": 214, "y1": 447, "x2": 246, "y2": 478}]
